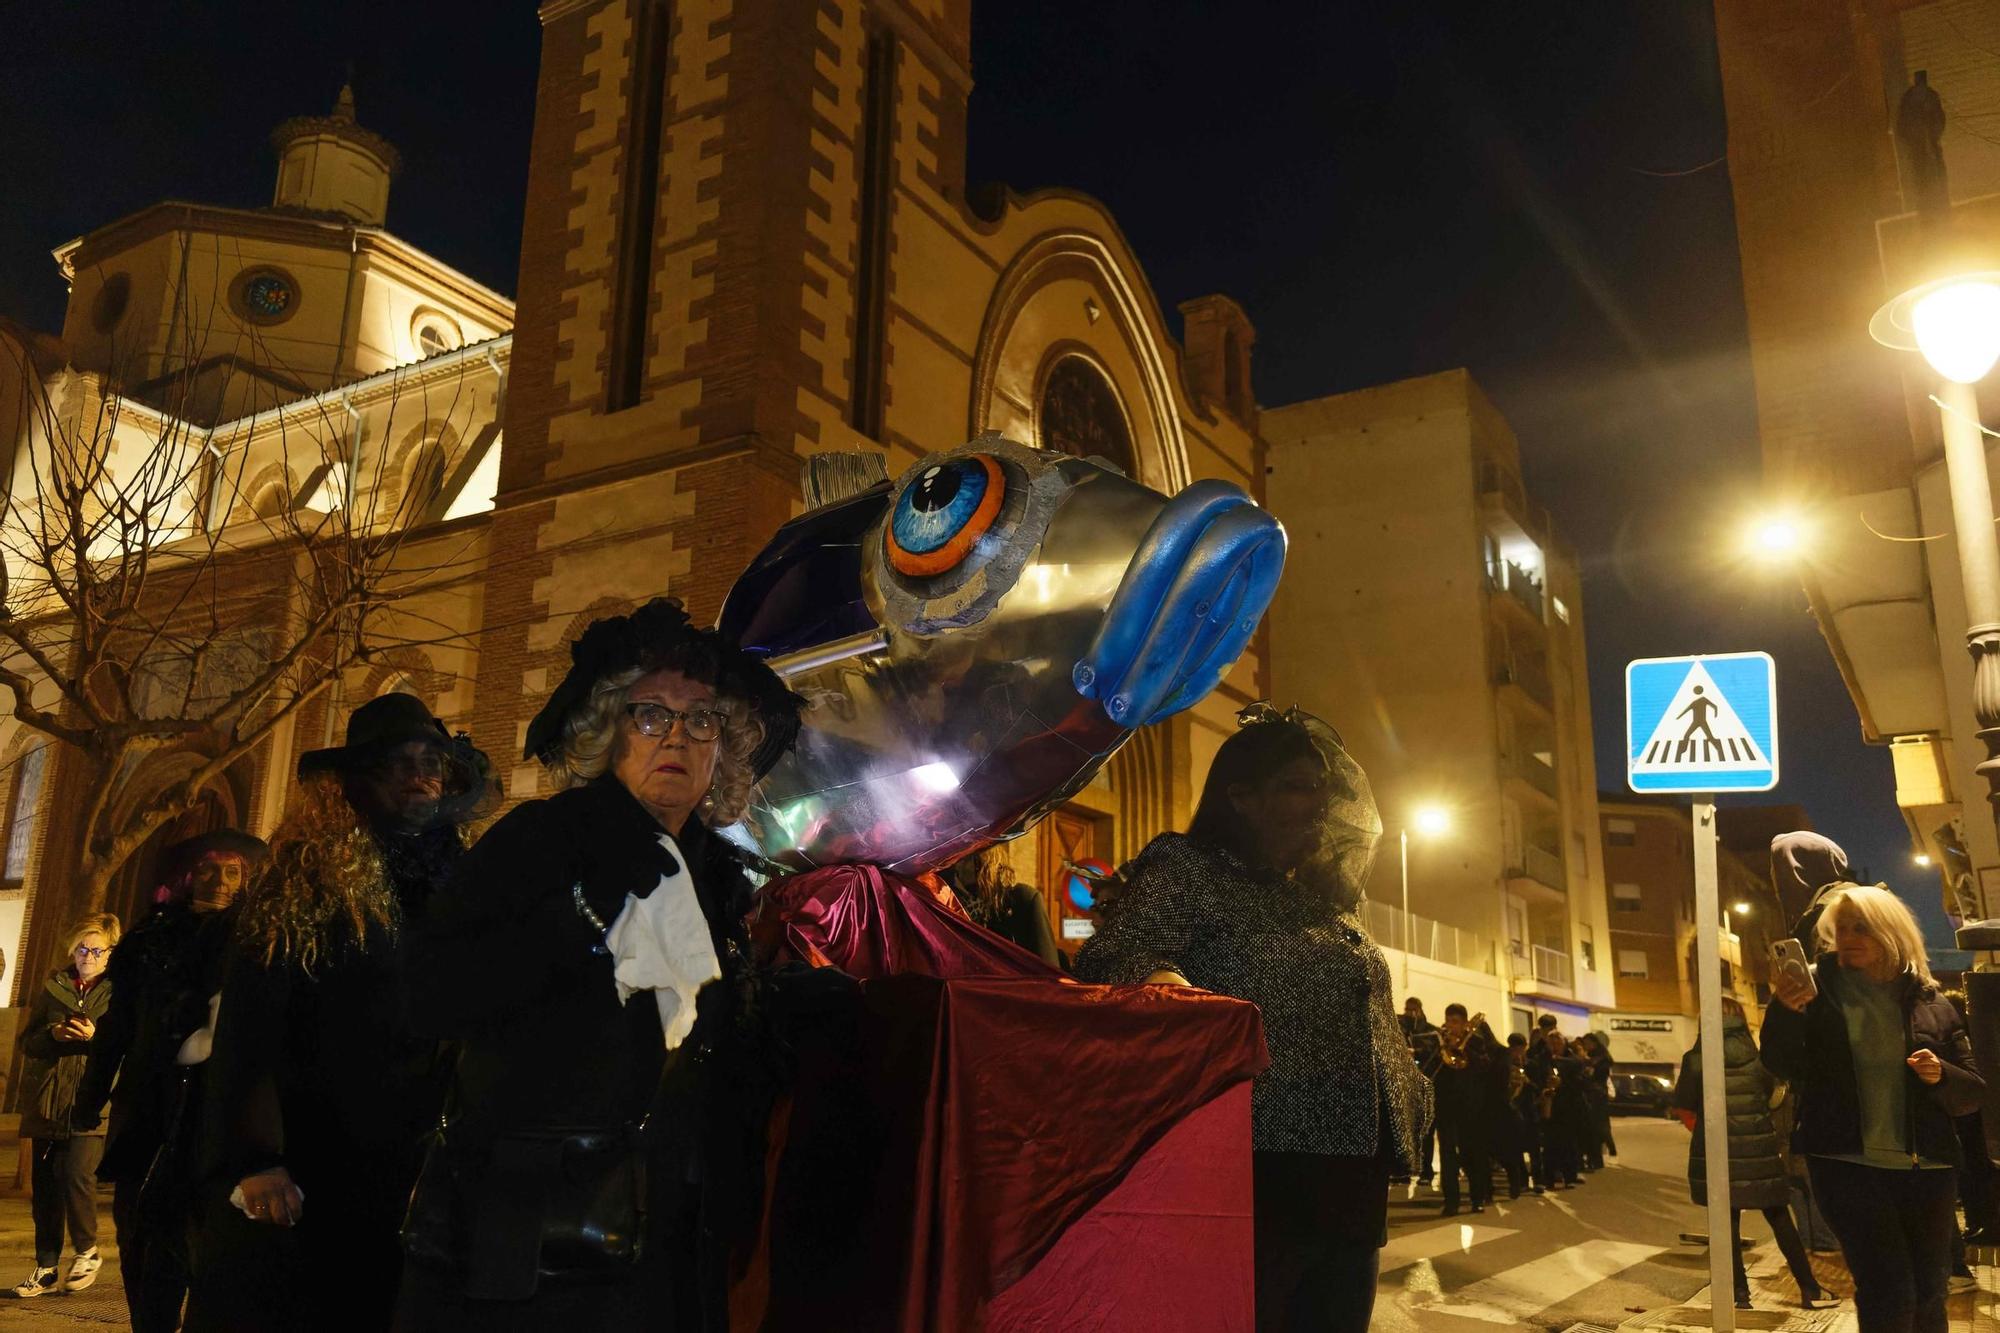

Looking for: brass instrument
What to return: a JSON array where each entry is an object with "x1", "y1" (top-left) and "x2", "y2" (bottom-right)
[{"x1": 1437, "y1": 1012, "x2": 1485, "y2": 1069}]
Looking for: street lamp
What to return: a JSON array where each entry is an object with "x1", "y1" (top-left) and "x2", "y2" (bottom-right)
[
  {"x1": 1748, "y1": 514, "x2": 1804, "y2": 560},
  {"x1": 1871, "y1": 266, "x2": 2000, "y2": 929},
  {"x1": 1732, "y1": 901, "x2": 1751, "y2": 916},
  {"x1": 1916, "y1": 851, "x2": 1935, "y2": 868},
  {"x1": 1873, "y1": 258, "x2": 2000, "y2": 1123},
  {"x1": 1399, "y1": 805, "x2": 1452, "y2": 987}
]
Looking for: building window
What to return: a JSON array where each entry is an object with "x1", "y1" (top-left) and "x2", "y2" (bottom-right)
[
  {"x1": 1039, "y1": 355, "x2": 1136, "y2": 477},
  {"x1": 91, "y1": 273, "x2": 131, "y2": 333},
  {"x1": 1606, "y1": 817, "x2": 1637, "y2": 847},
  {"x1": 1579, "y1": 924, "x2": 1596, "y2": 971},
  {"x1": 1612, "y1": 882, "x2": 1643, "y2": 912},
  {"x1": 412, "y1": 311, "x2": 462, "y2": 360},
  {"x1": 3, "y1": 744, "x2": 49, "y2": 883},
  {"x1": 230, "y1": 267, "x2": 300, "y2": 326},
  {"x1": 1616, "y1": 948, "x2": 1650, "y2": 979}
]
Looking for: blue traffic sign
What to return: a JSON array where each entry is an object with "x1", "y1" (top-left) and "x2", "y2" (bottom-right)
[{"x1": 1626, "y1": 652, "x2": 1778, "y2": 794}]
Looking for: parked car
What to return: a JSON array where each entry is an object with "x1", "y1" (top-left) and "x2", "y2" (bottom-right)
[{"x1": 1608, "y1": 1071, "x2": 1673, "y2": 1116}]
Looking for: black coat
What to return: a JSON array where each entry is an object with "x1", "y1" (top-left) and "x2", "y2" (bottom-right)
[
  {"x1": 1432, "y1": 1030, "x2": 1503, "y2": 1131},
  {"x1": 76, "y1": 903, "x2": 233, "y2": 1181},
  {"x1": 399, "y1": 777, "x2": 782, "y2": 1330},
  {"x1": 1671, "y1": 1015, "x2": 1788, "y2": 1208},
  {"x1": 203, "y1": 825, "x2": 462, "y2": 1192},
  {"x1": 192, "y1": 822, "x2": 463, "y2": 1333},
  {"x1": 1759, "y1": 960, "x2": 1984, "y2": 1167}
]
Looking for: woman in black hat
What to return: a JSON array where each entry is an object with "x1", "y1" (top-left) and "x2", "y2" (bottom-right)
[
  {"x1": 393, "y1": 598, "x2": 806, "y2": 1332},
  {"x1": 183, "y1": 694, "x2": 495, "y2": 1332},
  {"x1": 74, "y1": 828, "x2": 267, "y2": 1332}
]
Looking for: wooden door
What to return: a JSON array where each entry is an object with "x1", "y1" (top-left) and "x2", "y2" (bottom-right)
[{"x1": 1037, "y1": 804, "x2": 1111, "y2": 959}]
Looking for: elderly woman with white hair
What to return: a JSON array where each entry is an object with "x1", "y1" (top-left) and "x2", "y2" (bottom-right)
[
  {"x1": 1762, "y1": 882, "x2": 1984, "y2": 1332},
  {"x1": 394, "y1": 599, "x2": 807, "y2": 1331}
]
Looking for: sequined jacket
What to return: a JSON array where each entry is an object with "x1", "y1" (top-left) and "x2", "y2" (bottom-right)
[{"x1": 1074, "y1": 832, "x2": 1431, "y2": 1164}]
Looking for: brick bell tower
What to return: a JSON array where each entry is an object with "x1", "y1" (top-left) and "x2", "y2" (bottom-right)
[{"x1": 475, "y1": 0, "x2": 972, "y2": 800}]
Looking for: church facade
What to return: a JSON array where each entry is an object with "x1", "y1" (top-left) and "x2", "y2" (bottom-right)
[{"x1": 0, "y1": 0, "x2": 1268, "y2": 993}]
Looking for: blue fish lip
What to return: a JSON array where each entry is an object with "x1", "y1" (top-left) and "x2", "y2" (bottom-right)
[{"x1": 1072, "y1": 480, "x2": 1287, "y2": 729}]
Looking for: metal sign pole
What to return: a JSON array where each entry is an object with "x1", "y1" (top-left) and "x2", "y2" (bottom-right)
[{"x1": 1693, "y1": 796, "x2": 1734, "y2": 1331}]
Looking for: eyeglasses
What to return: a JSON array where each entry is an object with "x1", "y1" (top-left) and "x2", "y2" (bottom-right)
[
  {"x1": 73, "y1": 945, "x2": 108, "y2": 960},
  {"x1": 624, "y1": 702, "x2": 726, "y2": 743}
]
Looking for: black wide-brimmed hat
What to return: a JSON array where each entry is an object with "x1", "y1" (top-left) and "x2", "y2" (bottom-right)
[
  {"x1": 164, "y1": 829, "x2": 269, "y2": 870},
  {"x1": 299, "y1": 694, "x2": 452, "y2": 778},
  {"x1": 524, "y1": 598, "x2": 805, "y2": 777},
  {"x1": 299, "y1": 693, "x2": 500, "y2": 825}
]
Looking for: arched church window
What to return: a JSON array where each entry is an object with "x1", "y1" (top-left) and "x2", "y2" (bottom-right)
[
  {"x1": 1038, "y1": 356, "x2": 1135, "y2": 477},
  {"x1": 2, "y1": 744, "x2": 49, "y2": 885}
]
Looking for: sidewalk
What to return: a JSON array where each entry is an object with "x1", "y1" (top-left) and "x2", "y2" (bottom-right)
[
  {"x1": 0, "y1": 1187, "x2": 126, "y2": 1329},
  {"x1": 1618, "y1": 1241, "x2": 2000, "y2": 1332}
]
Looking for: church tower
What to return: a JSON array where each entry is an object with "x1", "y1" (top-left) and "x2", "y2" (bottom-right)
[
  {"x1": 476, "y1": 0, "x2": 977, "y2": 797},
  {"x1": 479, "y1": 0, "x2": 1266, "y2": 909}
]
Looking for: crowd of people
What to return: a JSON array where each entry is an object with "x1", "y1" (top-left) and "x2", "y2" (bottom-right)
[
  {"x1": 0, "y1": 594, "x2": 1992, "y2": 1333},
  {"x1": 1396, "y1": 1001, "x2": 1617, "y2": 1214},
  {"x1": 1395, "y1": 834, "x2": 1996, "y2": 1333}
]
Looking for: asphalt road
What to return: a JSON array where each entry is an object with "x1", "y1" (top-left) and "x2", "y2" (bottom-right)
[{"x1": 1371, "y1": 1113, "x2": 1779, "y2": 1331}]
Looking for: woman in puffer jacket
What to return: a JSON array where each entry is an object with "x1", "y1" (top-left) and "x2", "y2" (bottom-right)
[
  {"x1": 13, "y1": 913, "x2": 121, "y2": 1299},
  {"x1": 1673, "y1": 994, "x2": 1824, "y2": 1310},
  {"x1": 1762, "y1": 883, "x2": 1984, "y2": 1332}
]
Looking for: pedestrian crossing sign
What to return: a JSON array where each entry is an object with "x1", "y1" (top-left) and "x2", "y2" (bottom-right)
[{"x1": 1625, "y1": 652, "x2": 1778, "y2": 794}]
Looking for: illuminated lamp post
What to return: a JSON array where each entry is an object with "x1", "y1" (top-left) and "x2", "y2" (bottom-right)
[{"x1": 1871, "y1": 260, "x2": 2000, "y2": 1100}]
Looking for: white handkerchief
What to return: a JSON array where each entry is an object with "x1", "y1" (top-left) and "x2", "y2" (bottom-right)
[{"x1": 603, "y1": 833, "x2": 723, "y2": 1050}]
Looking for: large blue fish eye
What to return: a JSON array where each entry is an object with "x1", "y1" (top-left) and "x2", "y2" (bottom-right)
[{"x1": 887, "y1": 454, "x2": 1005, "y2": 577}]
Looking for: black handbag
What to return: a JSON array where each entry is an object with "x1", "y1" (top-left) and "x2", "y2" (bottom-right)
[{"x1": 402, "y1": 1118, "x2": 650, "y2": 1300}]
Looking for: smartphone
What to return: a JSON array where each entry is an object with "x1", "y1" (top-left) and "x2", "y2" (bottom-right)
[{"x1": 1769, "y1": 937, "x2": 1817, "y2": 1004}]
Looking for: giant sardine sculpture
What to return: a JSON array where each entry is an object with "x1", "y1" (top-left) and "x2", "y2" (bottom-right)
[{"x1": 717, "y1": 433, "x2": 1286, "y2": 874}]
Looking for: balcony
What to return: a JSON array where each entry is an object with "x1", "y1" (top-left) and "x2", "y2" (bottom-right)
[
  {"x1": 1531, "y1": 945, "x2": 1572, "y2": 988},
  {"x1": 1505, "y1": 843, "x2": 1566, "y2": 904},
  {"x1": 1477, "y1": 461, "x2": 1555, "y2": 547},
  {"x1": 1502, "y1": 750, "x2": 1560, "y2": 804},
  {"x1": 1487, "y1": 561, "x2": 1545, "y2": 625},
  {"x1": 1361, "y1": 900, "x2": 1498, "y2": 974},
  {"x1": 1492, "y1": 654, "x2": 1555, "y2": 713}
]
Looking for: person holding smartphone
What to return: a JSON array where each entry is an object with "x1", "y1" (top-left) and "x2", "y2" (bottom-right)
[
  {"x1": 12, "y1": 913, "x2": 121, "y2": 1299},
  {"x1": 1761, "y1": 882, "x2": 1983, "y2": 1331}
]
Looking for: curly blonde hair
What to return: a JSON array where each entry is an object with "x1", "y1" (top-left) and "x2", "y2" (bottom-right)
[
  {"x1": 234, "y1": 774, "x2": 396, "y2": 973},
  {"x1": 545, "y1": 666, "x2": 767, "y2": 825}
]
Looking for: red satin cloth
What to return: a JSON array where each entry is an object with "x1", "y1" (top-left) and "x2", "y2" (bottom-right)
[
  {"x1": 759, "y1": 863, "x2": 1267, "y2": 1331},
  {"x1": 989, "y1": 1082, "x2": 1255, "y2": 1331},
  {"x1": 766, "y1": 860, "x2": 1065, "y2": 980}
]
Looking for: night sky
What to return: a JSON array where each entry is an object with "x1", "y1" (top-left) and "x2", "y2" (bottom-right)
[{"x1": 0, "y1": 4, "x2": 1940, "y2": 942}]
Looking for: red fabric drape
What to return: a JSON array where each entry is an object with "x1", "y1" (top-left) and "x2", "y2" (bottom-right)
[
  {"x1": 759, "y1": 864, "x2": 1268, "y2": 1331},
  {"x1": 763, "y1": 861, "x2": 1064, "y2": 981}
]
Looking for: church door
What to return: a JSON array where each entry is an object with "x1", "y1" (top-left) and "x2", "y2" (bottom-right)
[{"x1": 1037, "y1": 804, "x2": 1111, "y2": 960}]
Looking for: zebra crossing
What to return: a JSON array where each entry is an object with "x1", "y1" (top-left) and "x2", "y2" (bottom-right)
[{"x1": 1372, "y1": 1218, "x2": 1673, "y2": 1330}]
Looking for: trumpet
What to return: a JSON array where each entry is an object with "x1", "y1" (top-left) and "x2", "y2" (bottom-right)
[
  {"x1": 1538, "y1": 1062, "x2": 1561, "y2": 1121},
  {"x1": 1437, "y1": 1012, "x2": 1485, "y2": 1069}
]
